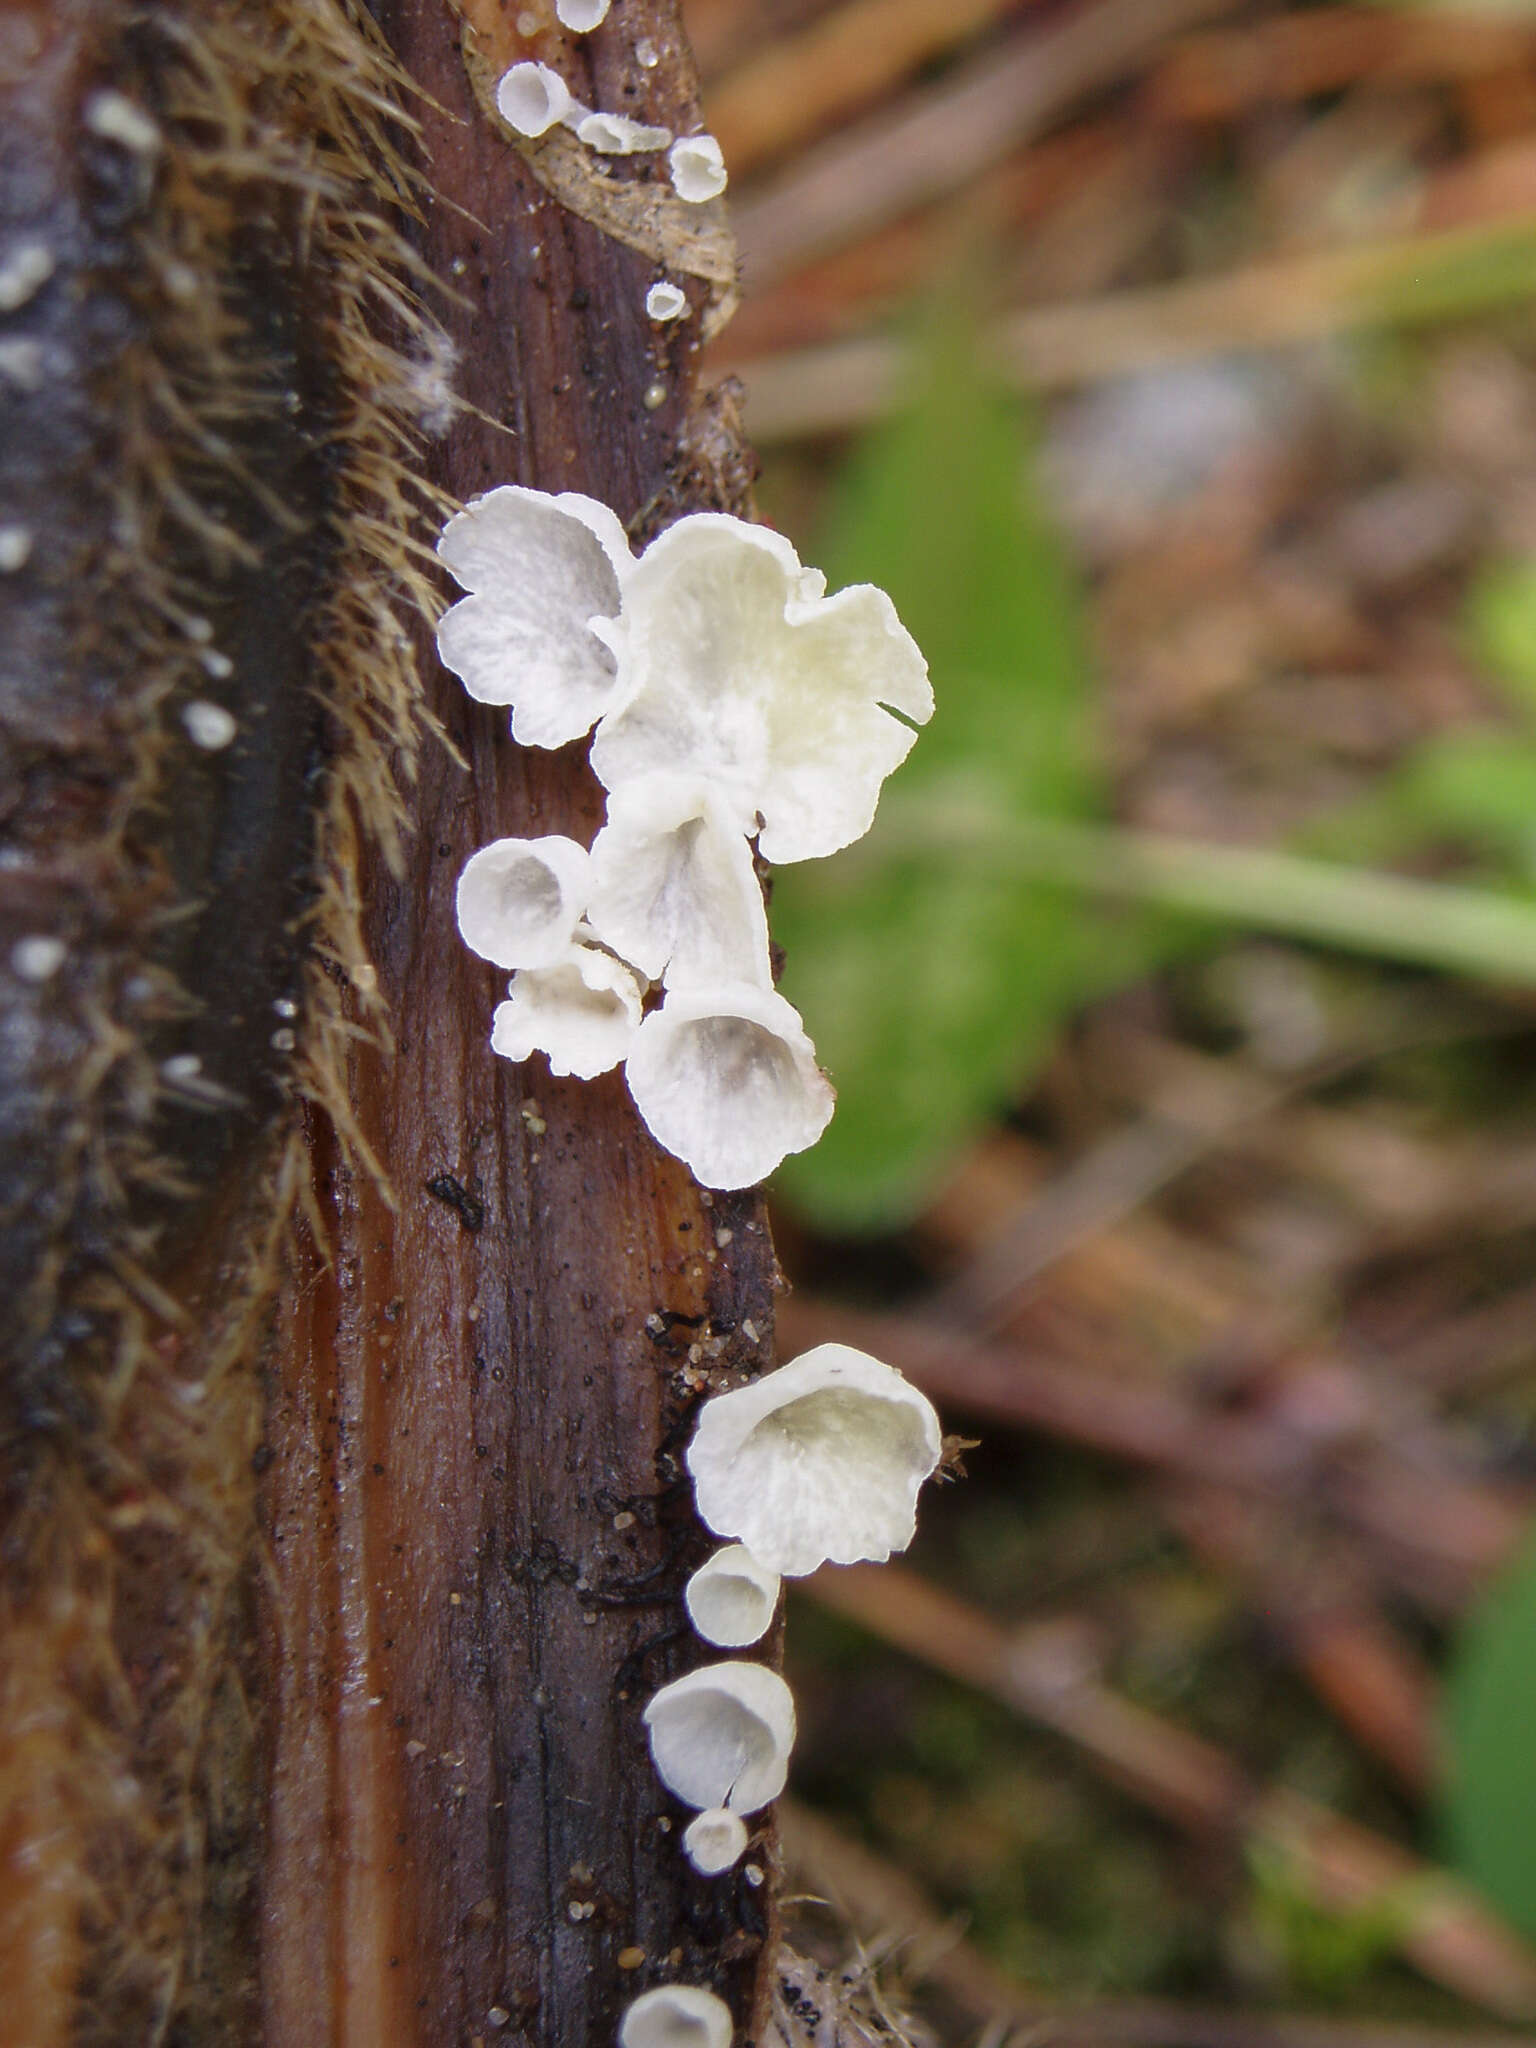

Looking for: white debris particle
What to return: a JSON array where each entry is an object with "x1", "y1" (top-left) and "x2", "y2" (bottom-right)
[
  {"x1": 182, "y1": 700, "x2": 238, "y2": 750},
  {"x1": 200, "y1": 648, "x2": 233, "y2": 680},
  {"x1": 84, "y1": 90, "x2": 161, "y2": 155},
  {"x1": 270, "y1": 1027, "x2": 296, "y2": 1052},
  {"x1": 0, "y1": 240, "x2": 54, "y2": 312},
  {"x1": 0, "y1": 339, "x2": 46, "y2": 390},
  {"x1": 643, "y1": 380, "x2": 667, "y2": 410},
  {"x1": 161, "y1": 1054, "x2": 203, "y2": 1082},
  {"x1": 516, "y1": 8, "x2": 539, "y2": 30},
  {"x1": 0, "y1": 526, "x2": 32, "y2": 572},
  {"x1": 635, "y1": 36, "x2": 659, "y2": 66},
  {"x1": 11, "y1": 936, "x2": 65, "y2": 983},
  {"x1": 645, "y1": 280, "x2": 687, "y2": 323}
]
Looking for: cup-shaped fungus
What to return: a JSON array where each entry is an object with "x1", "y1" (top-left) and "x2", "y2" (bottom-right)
[
  {"x1": 643, "y1": 1661, "x2": 795, "y2": 1814},
  {"x1": 437, "y1": 486, "x2": 634, "y2": 749},
  {"x1": 646, "y1": 281, "x2": 687, "y2": 323},
  {"x1": 586, "y1": 775, "x2": 771, "y2": 990},
  {"x1": 686, "y1": 1345, "x2": 943, "y2": 1577},
  {"x1": 589, "y1": 515, "x2": 932, "y2": 862},
  {"x1": 577, "y1": 111, "x2": 673, "y2": 153},
  {"x1": 555, "y1": 0, "x2": 610, "y2": 29},
  {"x1": 495, "y1": 61, "x2": 578, "y2": 137},
  {"x1": 682, "y1": 1806, "x2": 749, "y2": 1876},
  {"x1": 491, "y1": 942, "x2": 643, "y2": 1079},
  {"x1": 624, "y1": 984, "x2": 833, "y2": 1190},
  {"x1": 684, "y1": 1545, "x2": 780, "y2": 1648},
  {"x1": 619, "y1": 1986, "x2": 733, "y2": 2048},
  {"x1": 455, "y1": 834, "x2": 590, "y2": 969},
  {"x1": 668, "y1": 134, "x2": 728, "y2": 202}
]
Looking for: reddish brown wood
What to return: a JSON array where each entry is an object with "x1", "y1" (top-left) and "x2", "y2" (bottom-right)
[{"x1": 258, "y1": 5, "x2": 781, "y2": 2047}]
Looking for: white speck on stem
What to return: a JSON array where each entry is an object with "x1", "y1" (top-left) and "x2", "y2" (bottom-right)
[
  {"x1": 11, "y1": 936, "x2": 66, "y2": 983},
  {"x1": 84, "y1": 90, "x2": 161, "y2": 155},
  {"x1": 0, "y1": 526, "x2": 32, "y2": 572},
  {"x1": 182, "y1": 700, "x2": 238, "y2": 750},
  {"x1": 0, "y1": 240, "x2": 54, "y2": 313}
]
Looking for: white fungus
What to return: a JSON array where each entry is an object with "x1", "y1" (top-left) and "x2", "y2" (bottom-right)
[
  {"x1": 491, "y1": 942, "x2": 643, "y2": 1079},
  {"x1": 643, "y1": 1661, "x2": 795, "y2": 1813},
  {"x1": 589, "y1": 514, "x2": 932, "y2": 862},
  {"x1": 11, "y1": 936, "x2": 66, "y2": 983},
  {"x1": 495, "y1": 61, "x2": 578, "y2": 137},
  {"x1": 682, "y1": 1806, "x2": 749, "y2": 1876},
  {"x1": 455, "y1": 834, "x2": 591, "y2": 969},
  {"x1": 684, "y1": 1546, "x2": 780, "y2": 1648},
  {"x1": 437, "y1": 486, "x2": 634, "y2": 748},
  {"x1": 0, "y1": 525, "x2": 32, "y2": 573},
  {"x1": 585, "y1": 776, "x2": 771, "y2": 990},
  {"x1": 645, "y1": 281, "x2": 688, "y2": 323},
  {"x1": 669, "y1": 134, "x2": 728, "y2": 203},
  {"x1": 182, "y1": 700, "x2": 237, "y2": 751},
  {"x1": 556, "y1": 0, "x2": 611, "y2": 27},
  {"x1": 685, "y1": 1344, "x2": 943, "y2": 1577},
  {"x1": 0, "y1": 240, "x2": 54, "y2": 313},
  {"x1": 619, "y1": 1985, "x2": 733, "y2": 2048},
  {"x1": 624, "y1": 984, "x2": 834, "y2": 1190},
  {"x1": 577, "y1": 111, "x2": 673, "y2": 154}
]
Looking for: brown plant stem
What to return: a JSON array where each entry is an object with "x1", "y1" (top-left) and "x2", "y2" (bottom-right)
[{"x1": 256, "y1": 3, "x2": 781, "y2": 2045}]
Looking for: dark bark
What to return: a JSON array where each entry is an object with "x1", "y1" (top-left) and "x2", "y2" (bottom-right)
[{"x1": 257, "y1": 6, "x2": 782, "y2": 2047}]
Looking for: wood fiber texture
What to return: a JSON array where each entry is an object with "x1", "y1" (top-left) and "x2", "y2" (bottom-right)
[{"x1": 258, "y1": 5, "x2": 781, "y2": 2046}]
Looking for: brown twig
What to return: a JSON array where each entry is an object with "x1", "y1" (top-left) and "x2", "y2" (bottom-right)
[{"x1": 729, "y1": 0, "x2": 1237, "y2": 287}]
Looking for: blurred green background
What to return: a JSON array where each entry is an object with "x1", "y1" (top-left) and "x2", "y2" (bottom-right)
[{"x1": 689, "y1": 0, "x2": 1536, "y2": 2035}]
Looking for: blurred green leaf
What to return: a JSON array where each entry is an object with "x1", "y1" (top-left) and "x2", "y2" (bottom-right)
[
  {"x1": 1308, "y1": 732, "x2": 1536, "y2": 874},
  {"x1": 771, "y1": 294, "x2": 1144, "y2": 1231},
  {"x1": 1444, "y1": 1529, "x2": 1536, "y2": 1941},
  {"x1": 1468, "y1": 559, "x2": 1536, "y2": 720}
]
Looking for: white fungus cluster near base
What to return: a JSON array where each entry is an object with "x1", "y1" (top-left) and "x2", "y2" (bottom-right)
[
  {"x1": 617, "y1": 1345, "x2": 943, "y2": 2039},
  {"x1": 438, "y1": 486, "x2": 932, "y2": 1190}
]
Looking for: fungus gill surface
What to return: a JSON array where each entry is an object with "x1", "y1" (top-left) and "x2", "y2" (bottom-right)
[{"x1": 685, "y1": 1344, "x2": 943, "y2": 1576}]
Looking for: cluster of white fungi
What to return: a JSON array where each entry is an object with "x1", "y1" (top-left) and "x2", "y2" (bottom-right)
[
  {"x1": 438, "y1": 486, "x2": 933, "y2": 1187},
  {"x1": 438, "y1": 69, "x2": 941, "y2": 2033},
  {"x1": 621, "y1": 1344, "x2": 944, "y2": 2048},
  {"x1": 493, "y1": 5, "x2": 729, "y2": 324}
]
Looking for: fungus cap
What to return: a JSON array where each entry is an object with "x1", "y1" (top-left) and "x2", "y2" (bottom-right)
[
  {"x1": 556, "y1": 0, "x2": 610, "y2": 28},
  {"x1": 624, "y1": 983, "x2": 833, "y2": 1190},
  {"x1": 437, "y1": 486, "x2": 634, "y2": 749},
  {"x1": 490, "y1": 942, "x2": 643, "y2": 1079},
  {"x1": 586, "y1": 775, "x2": 770, "y2": 990},
  {"x1": 495, "y1": 61, "x2": 577, "y2": 136},
  {"x1": 589, "y1": 514, "x2": 932, "y2": 862},
  {"x1": 619, "y1": 1986, "x2": 733, "y2": 2048},
  {"x1": 455, "y1": 834, "x2": 590, "y2": 969},
  {"x1": 685, "y1": 1345, "x2": 943, "y2": 1577},
  {"x1": 578, "y1": 111, "x2": 672, "y2": 153},
  {"x1": 642, "y1": 1660, "x2": 795, "y2": 1813},
  {"x1": 669, "y1": 134, "x2": 727, "y2": 202},
  {"x1": 646, "y1": 280, "x2": 688, "y2": 323},
  {"x1": 684, "y1": 1545, "x2": 780, "y2": 1648},
  {"x1": 682, "y1": 1806, "x2": 749, "y2": 1876}
]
